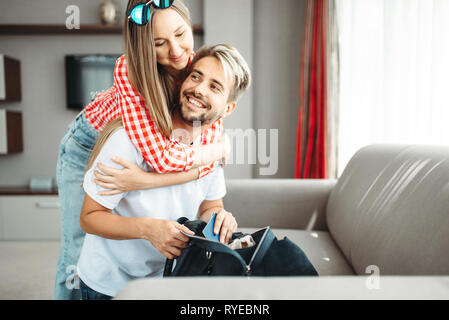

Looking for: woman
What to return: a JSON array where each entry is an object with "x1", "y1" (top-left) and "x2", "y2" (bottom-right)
[{"x1": 54, "y1": 0, "x2": 226, "y2": 300}]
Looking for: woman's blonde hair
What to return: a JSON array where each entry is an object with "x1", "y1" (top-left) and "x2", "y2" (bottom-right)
[
  {"x1": 86, "y1": 1, "x2": 191, "y2": 173},
  {"x1": 86, "y1": 118, "x2": 124, "y2": 172},
  {"x1": 124, "y1": 0, "x2": 192, "y2": 138}
]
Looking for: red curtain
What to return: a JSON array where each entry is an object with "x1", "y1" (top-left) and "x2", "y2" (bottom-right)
[{"x1": 295, "y1": 0, "x2": 327, "y2": 179}]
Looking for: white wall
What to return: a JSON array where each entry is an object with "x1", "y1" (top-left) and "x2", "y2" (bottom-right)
[
  {"x1": 253, "y1": 0, "x2": 307, "y2": 178},
  {"x1": 204, "y1": 0, "x2": 254, "y2": 179}
]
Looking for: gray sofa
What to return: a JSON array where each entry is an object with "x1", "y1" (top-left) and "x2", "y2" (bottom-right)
[{"x1": 115, "y1": 144, "x2": 449, "y2": 299}]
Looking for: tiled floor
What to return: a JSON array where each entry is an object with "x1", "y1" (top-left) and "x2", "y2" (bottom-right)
[{"x1": 0, "y1": 241, "x2": 60, "y2": 300}]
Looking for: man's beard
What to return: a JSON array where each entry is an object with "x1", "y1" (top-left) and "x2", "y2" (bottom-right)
[{"x1": 178, "y1": 92, "x2": 221, "y2": 126}]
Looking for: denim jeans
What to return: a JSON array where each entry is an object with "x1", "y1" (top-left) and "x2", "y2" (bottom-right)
[
  {"x1": 54, "y1": 111, "x2": 99, "y2": 300},
  {"x1": 80, "y1": 279, "x2": 112, "y2": 300}
]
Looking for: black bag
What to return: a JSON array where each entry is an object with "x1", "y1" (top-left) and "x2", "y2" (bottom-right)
[{"x1": 163, "y1": 217, "x2": 318, "y2": 277}]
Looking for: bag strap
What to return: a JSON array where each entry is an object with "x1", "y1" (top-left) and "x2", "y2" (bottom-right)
[
  {"x1": 177, "y1": 216, "x2": 189, "y2": 225},
  {"x1": 163, "y1": 217, "x2": 190, "y2": 277},
  {"x1": 163, "y1": 257, "x2": 174, "y2": 277}
]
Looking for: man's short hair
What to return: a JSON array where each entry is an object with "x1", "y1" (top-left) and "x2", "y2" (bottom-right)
[{"x1": 189, "y1": 44, "x2": 251, "y2": 102}]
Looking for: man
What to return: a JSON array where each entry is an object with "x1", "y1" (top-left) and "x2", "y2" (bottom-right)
[{"x1": 76, "y1": 44, "x2": 251, "y2": 299}]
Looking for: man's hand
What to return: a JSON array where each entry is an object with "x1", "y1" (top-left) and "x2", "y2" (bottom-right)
[
  {"x1": 141, "y1": 218, "x2": 194, "y2": 259},
  {"x1": 213, "y1": 208, "x2": 237, "y2": 244},
  {"x1": 198, "y1": 199, "x2": 237, "y2": 244}
]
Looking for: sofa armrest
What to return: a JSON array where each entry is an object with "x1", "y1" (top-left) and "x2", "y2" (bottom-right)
[{"x1": 222, "y1": 179, "x2": 336, "y2": 231}]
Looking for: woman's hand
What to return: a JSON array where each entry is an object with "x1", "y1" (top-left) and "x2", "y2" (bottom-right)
[
  {"x1": 94, "y1": 156, "x2": 202, "y2": 195},
  {"x1": 192, "y1": 133, "x2": 231, "y2": 168},
  {"x1": 213, "y1": 208, "x2": 238, "y2": 244},
  {"x1": 93, "y1": 156, "x2": 149, "y2": 195},
  {"x1": 140, "y1": 218, "x2": 194, "y2": 260},
  {"x1": 219, "y1": 132, "x2": 231, "y2": 167}
]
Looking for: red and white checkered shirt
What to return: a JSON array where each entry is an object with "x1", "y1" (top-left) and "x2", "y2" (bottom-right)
[{"x1": 84, "y1": 55, "x2": 222, "y2": 178}]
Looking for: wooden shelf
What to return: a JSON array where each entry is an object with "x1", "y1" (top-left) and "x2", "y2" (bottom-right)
[
  {"x1": 0, "y1": 24, "x2": 121, "y2": 35},
  {"x1": 0, "y1": 24, "x2": 204, "y2": 36},
  {"x1": 0, "y1": 186, "x2": 58, "y2": 195},
  {"x1": 0, "y1": 110, "x2": 23, "y2": 154}
]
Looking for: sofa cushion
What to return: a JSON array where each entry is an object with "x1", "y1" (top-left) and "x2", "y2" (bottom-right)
[
  {"x1": 326, "y1": 144, "x2": 449, "y2": 275},
  {"x1": 239, "y1": 228, "x2": 354, "y2": 276}
]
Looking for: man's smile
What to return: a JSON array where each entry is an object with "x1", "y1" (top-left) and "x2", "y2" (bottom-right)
[{"x1": 184, "y1": 93, "x2": 209, "y2": 110}]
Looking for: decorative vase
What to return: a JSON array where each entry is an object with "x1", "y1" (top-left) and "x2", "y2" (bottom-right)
[{"x1": 99, "y1": 0, "x2": 120, "y2": 25}]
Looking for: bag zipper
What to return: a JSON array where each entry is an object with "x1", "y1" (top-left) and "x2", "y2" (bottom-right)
[{"x1": 245, "y1": 227, "x2": 270, "y2": 276}]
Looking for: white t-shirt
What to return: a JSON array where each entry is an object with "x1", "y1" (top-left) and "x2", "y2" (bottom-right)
[{"x1": 77, "y1": 128, "x2": 226, "y2": 297}]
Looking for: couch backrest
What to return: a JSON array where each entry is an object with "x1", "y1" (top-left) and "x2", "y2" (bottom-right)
[{"x1": 326, "y1": 144, "x2": 449, "y2": 275}]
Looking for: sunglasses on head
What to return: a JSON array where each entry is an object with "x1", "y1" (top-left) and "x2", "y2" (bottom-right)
[{"x1": 127, "y1": 0, "x2": 175, "y2": 25}]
